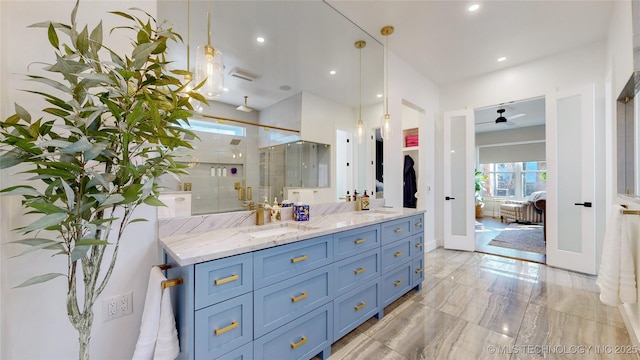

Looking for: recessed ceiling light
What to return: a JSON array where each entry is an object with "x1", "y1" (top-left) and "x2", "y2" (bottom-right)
[
  {"x1": 468, "y1": 4, "x2": 480, "y2": 12},
  {"x1": 497, "y1": 57, "x2": 507, "y2": 62},
  {"x1": 256, "y1": 37, "x2": 265, "y2": 43},
  {"x1": 377, "y1": 94, "x2": 383, "y2": 98},
  {"x1": 223, "y1": 88, "x2": 229, "y2": 92},
  {"x1": 329, "y1": 70, "x2": 336, "y2": 75}
]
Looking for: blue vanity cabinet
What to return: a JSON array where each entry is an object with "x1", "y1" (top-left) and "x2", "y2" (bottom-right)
[{"x1": 165, "y1": 212, "x2": 424, "y2": 360}]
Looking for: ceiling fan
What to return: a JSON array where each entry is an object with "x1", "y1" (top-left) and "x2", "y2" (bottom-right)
[{"x1": 478, "y1": 108, "x2": 526, "y2": 126}]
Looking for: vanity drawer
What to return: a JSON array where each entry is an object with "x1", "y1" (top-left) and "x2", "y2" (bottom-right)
[
  {"x1": 217, "y1": 342, "x2": 253, "y2": 360},
  {"x1": 254, "y1": 265, "x2": 333, "y2": 338},
  {"x1": 412, "y1": 233, "x2": 424, "y2": 257},
  {"x1": 412, "y1": 257, "x2": 424, "y2": 287},
  {"x1": 194, "y1": 292, "x2": 253, "y2": 360},
  {"x1": 333, "y1": 279, "x2": 380, "y2": 341},
  {"x1": 381, "y1": 238, "x2": 412, "y2": 273},
  {"x1": 333, "y1": 248, "x2": 380, "y2": 296},
  {"x1": 195, "y1": 253, "x2": 253, "y2": 310},
  {"x1": 333, "y1": 224, "x2": 380, "y2": 260},
  {"x1": 381, "y1": 217, "x2": 412, "y2": 245},
  {"x1": 253, "y1": 302, "x2": 332, "y2": 360},
  {"x1": 381, "y1": 263, "x2": 412, "y2": 307},
  {"x1": 412, "y1": 214, "x2": 424, "y2": 235},
  {"x1": 254, "y1": 235, "x2": 332, "y2": 289}
]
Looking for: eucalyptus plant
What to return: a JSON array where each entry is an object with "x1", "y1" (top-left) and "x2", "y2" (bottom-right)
[{"x1": 0, "y1": 2, "x2": 203, "y2": 358}]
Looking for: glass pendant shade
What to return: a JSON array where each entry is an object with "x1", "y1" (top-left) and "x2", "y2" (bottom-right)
[
  {"x1": 381, "y1": 113, "x2": 391, "y2": 140},
  {"x1": 357, "y1": 120, "x2": 365, "y2": 144},
  {"x1": 194, "y1": 44, "x2": 224, "y2": 100}
]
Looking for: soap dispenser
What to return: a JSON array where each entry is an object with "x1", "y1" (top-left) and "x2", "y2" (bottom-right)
[
  {"x1": 362, "y1": 191, "x2": 370, "y2": 210},
  {"x1": 270, "y1": 197, "x2": 281, "y2": 222}
]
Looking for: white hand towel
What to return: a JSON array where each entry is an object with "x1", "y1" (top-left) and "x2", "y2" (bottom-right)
[
  {"x1": 597, "y1": 204, "x2": 638, "y2": 306},
  {"x1": 132, "y1": 267, "x2": 165, "y2": 360},
  {"x1": 153, "y1": 288, "x2": 180, "y2": 360},
  {"x1": 597, "y1": 204, "x2": 624, "y2": 306},
  {"x1": 619, "y1": 215, "x2": 637, "y2": 303}
]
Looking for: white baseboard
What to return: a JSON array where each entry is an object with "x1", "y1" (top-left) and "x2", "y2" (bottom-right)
[{"x1": 425, "y1": 239, "x2": 437, "y2": 252}]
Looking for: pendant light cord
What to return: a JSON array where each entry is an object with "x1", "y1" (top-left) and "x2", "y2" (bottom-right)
[
  {"x1": 186, "y1": 0, "x2": 190, "y2": 70},
  {"x1": 359, "y1": 44, "x2": 362, "y2": 122},
  {"x1": 384, "y1": 34, "x2": 389, "y2": 115},
  {"x1": 207, "y1": 0, "x2": 212, "y2": 46}
]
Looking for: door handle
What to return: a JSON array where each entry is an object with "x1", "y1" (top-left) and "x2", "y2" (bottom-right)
[
  {"x1": 445, "y1": 196, "x2": 456, "y2": 200},
  {"x1": 574, "y1": 202, "x2": 592, "y2": 207}
]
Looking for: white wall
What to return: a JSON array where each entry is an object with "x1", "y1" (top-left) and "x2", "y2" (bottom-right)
[
  {"x1": 1, "y1": 2, "x2": 162, "y2": 359},
  {"x1": 386, "y1": 52, "x2": 439, "y2": 250}
]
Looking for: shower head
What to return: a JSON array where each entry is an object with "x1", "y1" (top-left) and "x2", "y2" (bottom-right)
[
  {"x1": 236, "y1": 96, "x2": 254, "y2": 112},
  {"x1": 230, "y1": 139, "x2": 241, "y2": 145}
]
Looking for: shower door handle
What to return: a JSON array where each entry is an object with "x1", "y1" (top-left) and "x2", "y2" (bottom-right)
[
  {"x1": 445, "y1": 196, "x2": 456, "y2": 200},
  {"x1": 574, "y1": 202, "x2": 592, "y2": 207}
]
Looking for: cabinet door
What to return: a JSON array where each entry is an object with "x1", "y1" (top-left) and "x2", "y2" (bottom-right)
[
  {"x1": 333, "y1": 224, "x2": 380, "y2": 261},
  {"x1": 195, "y1": 293, "x2": 253, "y2": 359},
  {"x1": 195, "y1": 253, "x2": 253, "y2": 310},
  {"x1": 381, "y1": 238, "x2": 412, "y2": 273},
  {"x1": 380, "y1": 218, "x2": 412, "y2": 245},
  {"x1": 381, "y1": 263, "x2": 412, "y2": 307},
  {"x1": 333, "y1": 279, "x2": 380, "y2": 341},
  {"x1": 254, "y1": 235, "x2": 332, "y2": 289},
  {"x1": 333, "y1": 248, "x2": 380, "y2": 296}
]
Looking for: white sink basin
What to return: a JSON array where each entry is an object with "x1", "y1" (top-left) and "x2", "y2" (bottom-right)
[{"x1": 240, "y1": 223, "x2": 317, "y2": 238}]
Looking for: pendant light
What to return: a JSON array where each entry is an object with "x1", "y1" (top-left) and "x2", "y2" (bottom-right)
[
  {"x1": 184, "y1": 0, "x2": 203, "y2": 112},
  {"x1": 380, "y1": 25, "x2": 394, "y2": 140},
  {"x1": 194, "y1": 0, "x2": 224, "y2": 100},
  {"x1": 355, "y1": 40, "x2": 366, "y2": 144}
]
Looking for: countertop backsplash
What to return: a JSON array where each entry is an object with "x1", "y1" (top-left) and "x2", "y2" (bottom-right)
[{"x1": 158, "y1": 198, "x2": 386, "y2": 238}]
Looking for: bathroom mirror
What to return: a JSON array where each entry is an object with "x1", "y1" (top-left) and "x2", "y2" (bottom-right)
[
  {"x1": 157, "y1": 1, "x2": 384, "y2": 215},
  {"x1": 617, "y1": 73, "x2": 639, "y2": 196}
]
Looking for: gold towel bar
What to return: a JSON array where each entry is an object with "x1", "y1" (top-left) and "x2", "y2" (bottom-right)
[
  {"x1": 620, "y1": 205, "x2": 640, "y2": 215},
  {"x1": 162, "y1": 278, "x2": 183, "y2": 289}
]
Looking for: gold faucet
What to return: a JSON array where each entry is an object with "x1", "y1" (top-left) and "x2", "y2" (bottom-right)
[{"x1": 242, "y1": 201, "x2": 256, "y2": 211}]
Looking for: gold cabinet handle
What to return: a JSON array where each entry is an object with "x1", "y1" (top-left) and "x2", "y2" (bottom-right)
[
  {"x1": 415, "y1": 222, "x2": 423, "y2": 227},
  {"x1": 415, "y1": 243, "x2": 423, "y2": 248},
  {"x1": 291, "y1": 254, "x2": 308, "y2": 263},
  {"x1": 354, "y1": 238, "x2": 366, "y2": 244},
  {"x1": 394, "y1": 280, "x2": 403, "y2": 287},
  {"x1": 394, "y1": 228, "x2": 403, "y2": 233},
  {"x1": 354, "y1": 302, "x2": 366, "y2": 311},
  {"x1": 175, "y1": 197, "x2": 185, "y2": 201},
  {"x1": 214, "y1": 321, "x2": 238, "y2": 336},
  {"x1": 415, "y1": 268, "x2": 423, "y2": 274},
  {"x1": 354, "y1": 267, "x2": 366, "y2": 275},
  {"x1": 394, "y1": 251, "x2": 403, "y2": 257},
  {"x1": 214, "y1": 273, "x2": 239, "y2": 286},
  {"x1": 290, "y1": 336, "x2": 307, "y2": 349},
  {"x1": 291, "y1": 292, "x2": 308, "y2": 303}
]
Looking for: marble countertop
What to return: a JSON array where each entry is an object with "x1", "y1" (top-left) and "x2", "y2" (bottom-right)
[{"x1": 159, "y1": 208, "x2": 424, "y2": 267}]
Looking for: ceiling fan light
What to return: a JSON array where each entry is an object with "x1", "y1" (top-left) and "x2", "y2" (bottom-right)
[{"x1": 495, "y1": 116, "x2": 507, "y2": 123}]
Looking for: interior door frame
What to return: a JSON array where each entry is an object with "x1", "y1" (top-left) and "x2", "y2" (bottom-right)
[{"x1": 443, "y1": 109, "x2": 475, "y2": 251}]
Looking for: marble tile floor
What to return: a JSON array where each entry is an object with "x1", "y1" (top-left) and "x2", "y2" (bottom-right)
[{"x1": 318, "y1": 248, "x2": 638, "y2": 360}]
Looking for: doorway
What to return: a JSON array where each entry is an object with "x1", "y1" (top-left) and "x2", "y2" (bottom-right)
[{"x1": 473, "y1": 97, "x2": 547, "y2": 264}]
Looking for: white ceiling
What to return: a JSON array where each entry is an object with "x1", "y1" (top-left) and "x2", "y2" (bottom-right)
[{"x1": 160, "y1": 1, "x2": 615, "y2": 130}]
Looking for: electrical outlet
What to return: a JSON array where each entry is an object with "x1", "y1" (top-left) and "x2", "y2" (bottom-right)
[
  {"x1": 118, "y1": 292, "x2": 133, "y2": 316},
  {"x1": 102, "y1": 292, "x2": 133, "y2": 321}
]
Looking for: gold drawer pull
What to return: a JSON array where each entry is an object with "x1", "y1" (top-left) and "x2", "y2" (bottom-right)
[
  {"x1": 354, "y1": 238, "x2": 366, "y2": 244},
  {"x1": 175, "y1": 197, "x2": 185, "y2": 201},
  {"x1": 290, "y1": 336, "x2": 307, "y2": 349},
  {"x1": 394, "y1": 228, "x2": 403, "y2": 233},
  {"x1": 291, "y1": 292, "x2": 308, "y2": 303},
  {"x1": 394, "y1": 280, "x2": 403, "y2": 287},
  {"x1": 354, "y1": 302, "x2": 366, "y2": 311},
  {"x1": 214, "y1": 273, "x2": 239, "y2": 286},
  {"x1": 415, "y1": 243, "x2": 423, "y2": 248},
  {"x1": 415, "y1": 222, "x2": 423, "y2": 227},
  {"x1": 214, "y1": 321, "x2": 238, "y2": 336},
  {"x1": 394, "y1": 251, "x2": 403, "y2": 257},
  {"x1": 291, "y1": 254, "x2": 308, "y2": 263},
  {"x1": 415, "y1": 268, "x2": 423, "y2": 274},
  {"x1": 354, "y1": 267, "x2": 366, "y2": 275}
]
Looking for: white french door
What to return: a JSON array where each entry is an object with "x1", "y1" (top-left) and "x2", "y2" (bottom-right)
[
  {"x1": 443, "y1": 109, "x2": 475, "y2": 251},
  {"x1": 546, "y1": 86, "x2": 597, "y2": 274}
]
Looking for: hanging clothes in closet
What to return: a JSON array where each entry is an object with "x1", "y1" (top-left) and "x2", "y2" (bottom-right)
[{"x1": 403, "y1": 154, "x2": 417, "y2": 208}]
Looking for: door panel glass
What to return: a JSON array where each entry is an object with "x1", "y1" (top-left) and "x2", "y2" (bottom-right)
[
  {"x1": 451, "y1": 115, "x2": 467, "y2": 236},
  {"x1": 557, "y1": 94, "x2": 582, "y2": 252}
]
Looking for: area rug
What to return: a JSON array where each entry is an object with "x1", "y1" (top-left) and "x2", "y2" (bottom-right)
[{"x1": 488, "y1": 223, "x2": 545, "y2": 254}]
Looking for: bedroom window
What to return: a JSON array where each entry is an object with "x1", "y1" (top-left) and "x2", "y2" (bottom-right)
[{"x1": 478, "y1": 161, "x2": 546, "y2": 199}]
